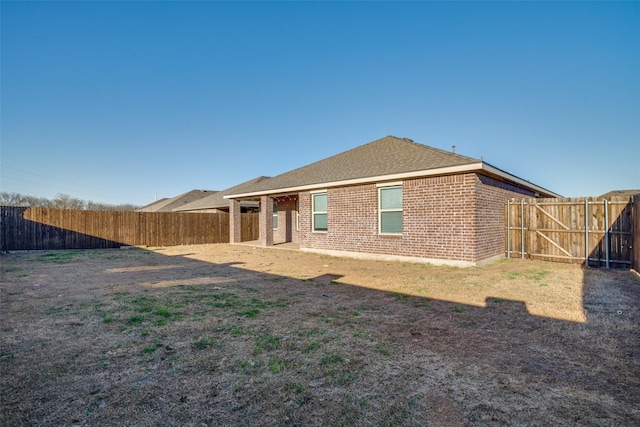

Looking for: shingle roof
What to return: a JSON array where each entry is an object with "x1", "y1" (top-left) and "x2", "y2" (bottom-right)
[
  {"x1": 137, "y1": 198, "x2": 170, "y2": 211},
  {"x1": 137, "y1": 189, "x2": 218, "y2": 212},
  {"x1": 174, "y1": 177, "x2": 271, "y2": 211},
  {"x1": 229, "y1": 135, "x2": 479, "y2": 196},
  {"x1": 599, "y1": 189, "x2": 640, "y2": 198}
]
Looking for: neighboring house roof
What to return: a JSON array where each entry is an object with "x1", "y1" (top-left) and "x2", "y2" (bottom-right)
[
  {"x1": 136, "y1": 190, "x2": 218, "y2": 212},
  {"x1": 225, "y1": 135, "x2": 560, "y2": 198},
  {"x1": 174, "y1": 177, "x2": 271, "y2": 211},
  {"x1": 137, "y1": 198, "x2": 170, "y2": 212},
  {"x1": 599, "y1": 189, "x2": 640, "y2": 198}
]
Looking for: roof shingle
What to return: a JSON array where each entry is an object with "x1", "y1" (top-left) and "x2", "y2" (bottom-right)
[
  {"x1": 174, "y1": 176, "x2": 271, "y2": 211},
  {"x1": 230, "y1": 135, "x2": 479, "y2": 195},
  {"x1": 137, "y1": 189, "x2": 217, "y2": 212}
]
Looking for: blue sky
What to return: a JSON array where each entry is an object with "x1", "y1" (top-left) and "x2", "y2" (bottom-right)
[{"x1": 2, "y1": 1, "x2": 639, "y2": 206}]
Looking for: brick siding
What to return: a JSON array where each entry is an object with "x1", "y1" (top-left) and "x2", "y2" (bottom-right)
[
  {"x1": 272, "y1": 196, "x2": 299, "y2": 244},
  {"x1": 297, "y1": 173, "x2": 533, "y2": 263},
  {"x1": 474, "y1": 174, "x2": 535, "y2": 261}
]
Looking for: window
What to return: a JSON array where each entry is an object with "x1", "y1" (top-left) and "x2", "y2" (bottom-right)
[
  {"x1": 312, "y1": 192, "x2": 327, "y2": 232},
  {"x1": 379, "y1": 186, "x2": 402, "y2": 234},
  {"x1": 273, "y1": 202, "x2": 278, "y2": 229}
]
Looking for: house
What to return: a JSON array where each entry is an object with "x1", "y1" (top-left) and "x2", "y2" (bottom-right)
[
  {"x1": 599, "y1": 190, "x2": 640, "y2": 198},
  {"x1": 173, "y1": 177, "x2": 270, "y2": 213},
  {"x1": 136, "y1": 189, "x2": 218, "y2": 212},
  {"x1": 225, "y1": 135, "x2": 560, "y2": 267},
  {"x1": 137, "y1": 197, "x2": 170, "y2": 212}
]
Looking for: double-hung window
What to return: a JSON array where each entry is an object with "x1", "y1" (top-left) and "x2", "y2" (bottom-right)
[
  {"x1": 379, "y1": 186, "x2": 402, "y2": 234},
  {"x1": 312, "y1": 192, "x2": 328, "y2": 232},
  {"x1": 272, "y1": 202, "x2": 278, "y2": 229}
]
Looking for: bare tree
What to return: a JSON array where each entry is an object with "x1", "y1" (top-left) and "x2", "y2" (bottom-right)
[
  {"x1": 0, "y1": 192, "x2": 140, "y2": 211},
  {"x1": 0, "y1": 192, "x2": 26, "y2": 206},
  {"x1": 52, "y1": 194, "x2": 86, "y2": 210}
]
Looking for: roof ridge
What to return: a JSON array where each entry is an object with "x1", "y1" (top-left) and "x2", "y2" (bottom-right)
[
  {"x1": 224, "y1": 135, "x2": 483, "y2": 196},
  {"x1": 388, "y1": 135, "x2": 480, "y2": 163}
]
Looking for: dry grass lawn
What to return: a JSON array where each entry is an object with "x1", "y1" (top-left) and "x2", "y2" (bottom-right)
[{"x1": 1, "y1": 244, "x2": 639, "y2": 426}]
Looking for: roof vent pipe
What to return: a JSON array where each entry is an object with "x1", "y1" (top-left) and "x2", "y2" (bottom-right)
[{"x1": 452, "y1": 145, "x2": 456, "y2": 153}]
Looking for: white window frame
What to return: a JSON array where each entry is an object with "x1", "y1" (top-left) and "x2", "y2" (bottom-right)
[
  {"x1": 378, "y1": 185, "x2": 403, "y2": 235},
  {"x1": 311, "y1": 190, "x2": 328, "y2": 233},
  {"x1": 272, "y1": 201, "x2": 278, "y2": 230}
]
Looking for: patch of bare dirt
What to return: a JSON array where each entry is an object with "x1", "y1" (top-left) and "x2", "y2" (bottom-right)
[{"x1": 1, "y1": 244, "x2": 639, "y2": 426}]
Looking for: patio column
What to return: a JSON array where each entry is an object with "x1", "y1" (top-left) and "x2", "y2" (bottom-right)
[
  {"x1": 259, "y1": 195, "x2": 273, "y2": 246},
  {"x1": 229, "y1": 198, "x2": 242, "y2": 244}
]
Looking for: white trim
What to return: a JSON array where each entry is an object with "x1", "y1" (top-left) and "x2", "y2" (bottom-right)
[
  {"x1": 272, "y1": 201, "x2": 278, "y2": 230},
  {"x1": 376, "y1": 181, "x2": 402, "y2": 187},
  {"x1": 311, "y1": 192, "x2": 328, "y2": 232},
  {"x1": 224, "y1": 164, "x2": 480, "y2": 198},
  {"x1": 378, "y1": 185, "x2": 403, "y2": 235},
  {"x1": 309, "y1": 189, "x2": 328, "y2": 194},
  {"x1": 479, "y1": 163, "x2": 561, "y2": 197},
  {"x1": 224, "y1": 162, "x2": 561, "y2": 199}
]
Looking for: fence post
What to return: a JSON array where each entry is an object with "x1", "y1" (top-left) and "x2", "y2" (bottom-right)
[
  {"x1": 585, "y1": 199, "x2": 589, "y2": 266},
  {"x1": 634, "y1": 195, "x2": 640, "y2": 271},
  {"x1": 521, "y1": 199, "x2": 525, "y2": 258},
  {"x1": 604, "y1": 199, "x2": 610, "y2": 268},
  {"x1": 507, "y1": 199, "x2": 511, "y2": 258}
]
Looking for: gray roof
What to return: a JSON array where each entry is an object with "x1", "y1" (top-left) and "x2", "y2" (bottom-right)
[
  {"x1": 137, "y1": 197, "x2": 170, "y2": 211},
  {"x1": 174, "y1": 177, "x2": 271, "y2": 211},
  {"x1": 229, "y1": 135, "x2": 479, "y2": 196},
  {"x1": 599, "y1": 189, "x2": 640, "y2": 198},
  {"x1": 137, "y1": 189, "x2": 218, "y2": 212}
]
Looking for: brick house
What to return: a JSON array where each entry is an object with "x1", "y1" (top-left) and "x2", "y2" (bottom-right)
[{"x1": 225, "y1": 136, "x2": 559, "y2": 267}]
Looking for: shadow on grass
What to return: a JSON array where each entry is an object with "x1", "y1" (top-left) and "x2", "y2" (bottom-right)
[{"x1": 1, "y1": 245, "x2": 639, "y2": 426}]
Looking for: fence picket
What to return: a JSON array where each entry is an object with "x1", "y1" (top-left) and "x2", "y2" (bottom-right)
[
  {"x1": 0, "y1": 207, "x2": 260, "y2": 251},
  {"x1": 505, "y1": 196, "x2": 635, "y2": 268}
]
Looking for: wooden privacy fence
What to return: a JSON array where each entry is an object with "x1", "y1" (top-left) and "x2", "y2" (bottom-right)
[
  {"x1": 505, "y1": 196, "x2": 635, "y2": 269},
  {"x1": 241, "y1": 213, "x2": 259, "y2": 242},
  {"x1": 634, "y1": 195, "x2": 640, "y2": 270},
  {"x1": 0, "y1": 207, "x2": 260, "y2": 251}
]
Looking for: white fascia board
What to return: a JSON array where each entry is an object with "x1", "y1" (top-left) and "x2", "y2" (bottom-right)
[
  {"x1": 480, "y1": 163, "x2": 562, "y2": 198},
  {"x1": 224, "y1": 162, "x2": 560, "y2": 199},
  {"x1": 375, "y1": 181, "x2": 403, "y2": 188},
  {"x1": 223, "y1": 164, "x2": 482, "y2": 199}
]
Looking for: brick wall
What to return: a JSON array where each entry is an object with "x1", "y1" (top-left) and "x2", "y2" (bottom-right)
[
  {"x1": 297, "y1": 173, "x2": 535, "y2": 263},
  {"x1": 474, "y1": 174, "x2": 535, "y2": 261},
  {"x1": 404, "y1": 174, "x2": 478, "y2": 261},
  {"x1": 273, "y1": 196, "x2": 299, "y2": 244},
  {"x1": 229, "y1": 199, "x2": 241, "y2": 244},
  {"x1": 258, "y1": 196, "x2": 273, "y2": 246}
]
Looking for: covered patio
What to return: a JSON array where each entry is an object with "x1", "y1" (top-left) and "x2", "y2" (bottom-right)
[{"x1": 228, "y1": 194, "x2": 299, "y2": 247}]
